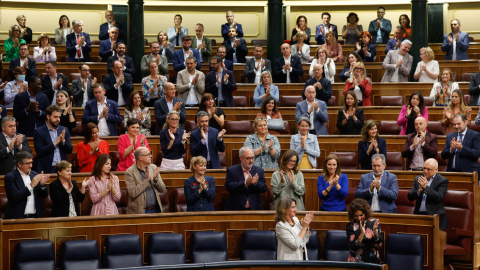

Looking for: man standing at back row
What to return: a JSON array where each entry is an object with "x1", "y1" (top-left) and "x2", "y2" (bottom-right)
[
  {"x1": 441, "y1": 19, "x2": 469, "y2": 60},
  {"x1": 368, "y1": 6, "x2": 392, "y2": 44},
  {"x1": 381, "y1": 40, "x2": 413, "y2": 82},
  {"x1": 222, "y1": 11, "x2": 243, "y2": 42},
  {"x1": 244, "y1": 45, "x2": 271, "y2": 83}
]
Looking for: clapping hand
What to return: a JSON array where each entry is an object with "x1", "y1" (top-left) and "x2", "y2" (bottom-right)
[
  {"x1": 54, "y1": 78, "x2": 63, "y2": 90},
  {"x1": 413, "y1": 106, "x2": 420, "y2": 116},
  {"x1": 31, "y1": 171, "x2": 50, "y2": 188},
  {"x1": 82, "y1": 177, "x2": 90, "y2": 188},
  {"x1": 182, "y1": 130, "x2": 190, "y2": 142},
  {"x1": 191, "y1": 73, "x2": 199, "y2": 85},
  {"x1": 168, "y1": 129, "x2": 175, "y2": 140},
  {"x1": 173, "y1": 101, "x2": 183, "y2": 111},
  {"x1": 267, "y1": 139, "x2": 274, "y2": 151},
  {"x1": 396, "y1": 59, "x2": 403, "y2": 68},
  {"x1": 301, "y1": 211, "x2": 314, "y2": 227},
  {"x1": 406, "y1": 105, "x2": 412, "y2": 116},
  {"x1": 223, "y1": 73, "x2": 229, "y2": 83},
  {"x1": 22, "y1": 58, "x2": 29, "y2": 69},
  {"x1": 251, "y1": 173, "x2": 259, "y2": 185},
  {"x1": 217, "y1": 129, "x2": 226, "y2": 139}
]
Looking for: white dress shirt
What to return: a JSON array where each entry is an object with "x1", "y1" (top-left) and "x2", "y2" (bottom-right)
[
  {"x1": 19, "y1": 169, "x2": 36, "y2": 215},
  {"x1": 370, "y1": 173, "x2": 383, "y2": 212},
  {"x1": 97, "y1": 99, "x2": 110, "y2": 136}
]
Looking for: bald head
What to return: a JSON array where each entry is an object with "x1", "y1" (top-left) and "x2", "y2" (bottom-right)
[
  {"x1": 281, "y1": 43, "x2": 291, "y2": 57},
  {"x1": 414, "y1": 116, "x2": 427, "y2": 133},
  {"x1": 423, "y1": 158, "x2": 438, "y2": 179},
  {"x1": 313, "y1": 64, "x2": 323, "y2": 78}
]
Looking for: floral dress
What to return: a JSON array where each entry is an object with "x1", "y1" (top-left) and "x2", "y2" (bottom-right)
[
  {"x1": 346, "y1": 219, "x2": 383, "y2": 263},
  {"x1": 141, "y1": 75, "x2": 167, "y2": 102},
  {"x1": 124, "y1": 107, "x2": 152, "y2": 135}
]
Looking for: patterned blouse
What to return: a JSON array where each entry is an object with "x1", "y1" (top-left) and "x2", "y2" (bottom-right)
[
  {"x1": 141, "y1": 75, "x2": 167, "y2": 102},
  {"x1": 124, "y1": 107, "x2": 152, "y2": 136},
  {"x1": 346, "y1": 219, "x2": 383, "y2": 263},
  {"x1": 442, "y1": 106, "x2": 472, "y2": 133},
  {"x1": 88, "y1": 174, "x2": 121, "y2": 216},
  {"x1": 243, "y1": 133, "x2": 281, "y2": 169},
  {"x1": 322, "y1": 43, "x2": 344, "y2": 63}
]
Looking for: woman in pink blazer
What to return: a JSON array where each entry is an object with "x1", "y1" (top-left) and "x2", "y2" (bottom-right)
[
  {"x1": 117, "y1": 118, "x2": 151, "y2": 171},
  {"x1": 397, "y1": 91, "x2": 428, "y2": 135}
]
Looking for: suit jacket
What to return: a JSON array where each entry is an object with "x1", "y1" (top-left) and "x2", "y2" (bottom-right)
[
  {"x1": 468, "y1": 72, "x2": 480, "y2": 106},
  {"x1": 99, "y1": 22, "x2": 126, "y2": 41},
  {"x1": 107, "y1": 55, "x2": 135, "y2": 75},
  {"x1": 66, "y1": 32, "x2": 92, "y2": 62},
  {"x1": 385, "y1": 37, "x2": 405, "y2": 55},
  {"x1": 368, "y1": 19, "x2": 392, "y2": 44},
  {"x1": 140, "y1": 54, "x2": 168, "y2": 76},
  {"x1": 205, "y1": 69, "x2": 236, "y2": 107},
  {"x1": 177, "y1": 69, "x2": 205, "y2": 103},
  {"x1": 315, "y1": 24, "x2": 338, "y2": 45},
  {"x1": 13, "y1": 91, "x2": 49, "y2": 137},
  {"x1": 49, "y1": 178, "x2": 85, "y2": 217},
  {"x1": 40, "y1": 73, "x2": 71, "y2": 104},
  {"x1": 295, "y1": 99, "x2": 328, "y2": 135},
  {"x1": 224, "y1": 164, "x2": 267, "y2": 210},
  {"x1": 33, "y1": 124, "x2": 73, "y2": 173},
  {"x1": 103, "y1": 72, "x2": 133, "y2": 105},
  {"x1": 82, "y1": 98, "x2": 122, "y2": 136},
  {"x1": 192, "y1": 36, "x2": 212, "y2": 63},
  {"x1": 167, "y1": 27, "x2": 188, "y2": 47},
  {"x1": 222, "y1": 23, "x2": 244, "y2": 41},
  {"x1": 55, "y1": 27, "x2": 73, "y2": 45},
  {"x1": 401, "y1": 132, "x2": 438, "y2": 170},
  {"x1": 441, "y1": 32, "x2": 469, "y2": 60},
  {"x1": 302, "y1": 77, "x2": 332, "y2": 104},
  {"x1": 356, "y1": 171, "x2": 399, "y2": 213},
  {"x1": 244, "y1": 57, "x2": 272, "y2": 83},
  {"x1": 209, "y1": 59, "x2": 234, "y2": 72},
  {"x1": 124, "y1": 163, "x2": 166, "y2": 214},
  {"x1": 441, "y1": 129, "x2": 480, "y2": 172},
  {"x1": 190, "y1": 127, "x2": 226, "y2": 169},
  {"x1": 276, "y1": 216, "x2": 310, "y2": 260},
  {"x1": 8, "y1": 57, "x2": 37, "y2": 80},
  {"x1": 274, "y1": 55, "x2": 304, "y2": 83},
  {"x1": 0, "y1": 133, "x2": 32, "y2": 175},
  {"x1": 173, "y1": 48, "x2": 201, "y2": 72},
  {"x1": 222, "y1": 38, "x2": 248, "y2": 63},
  {"x1": 72, "y1": 78, "x2": 95, "y2": 107},
  {"x1": 99, "y1": 38, "x2": 124, "y2": 62},
  {"x1": 408, "y1": 173, "x2": 449, "y2": 230},
  {"x1": 381, "y1": 50, "x2": 413, "y2": 82},
  {"x1": 4, "y1": 169, "x2": 48, "y2": 219},
  {"x1": 153, "y1": 97, "x2": 187, "y2": 133}
]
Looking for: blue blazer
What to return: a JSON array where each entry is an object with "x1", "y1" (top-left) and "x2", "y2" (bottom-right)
[
  {"x1": 205, "y1": 69, "x2": 236, "y2": 107},
  {"x1": 385, "y1": 38, "x2": 405, "y2": 55},
  {"x1": 8, "y1": 57, "x2": 37, "y2": 80},
  {"x1": 295, "y1": 99, "x2": 328, "y2": 135},
  {"x1": 13, "y1": 91, "x2": 49, "y2": 137},
  {"x1": 4, "y1": 169, "x2": 48, "y2": 219},
  {"x1": 221, "y1": 23, "x2": 244, "y2": 41},
  {"x1": 107, "y1": 55, "x2": 135, "y2": 75},
  {"x1": 184, "y1": 175, "x2": 216, "y2": 211},
  {"x1": 356, "y1": 171, "x2": 398, "y2": 213},
  {"x1": 358, "y1": 138, "x2": 387, "y2": 170},
  {"x1": 368, "y1": 19, "x2": 392, "y2": 44},
  {"x1": 274, "y1": 55, "x2": 304, "y2": 83},
  {"x1": 441, "y1": 32, "x2": 470, "y2": 60},
  {"x1": 315, "y1": 24, "x2": 338, "y2": 45},
  {"x1": 190, "y1": 127, "x2": 226, "y2": 169},
  {"x1": 33, "y1": 124, "x2": 73, "y2": 173},
  {"x1": 153, "y1": 97, "x2": 186, "y2": 133},
  {"x1": 222, "y1": 38, "x2": 248, "y2": 63},
  {"x1": 99, "y1": 22, "x2": 126, "y2": 41},
  {"x1": 99, "y1": 38, "x2": 124, "y2": 62},
  {"x1": 224, "y1": 164, "x2": 267, "y2": 210},
  {"x1": 358, "y1": 43, "x2": 377, "y2": 62},
  {"x1": 441, "y1": 129, "x2": 480, "y2": 172},
  {"x1": 40, "y1": 73, "x2": 71, "y2": 104},
  {"x1": 65, "y1": 32, "x2": 91, "y2": 62},
  {"x1": 173, "y1": 49, "x2": 201, "y2": 72},
  {"x1": 103, "y1": 72, "x2": 133, "y2": 104},
  {"x1": 82, "y1": 98, "x2": 122, "y2": 136}
]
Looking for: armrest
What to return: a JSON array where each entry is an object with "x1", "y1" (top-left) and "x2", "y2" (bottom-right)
[{"x1": 452, "y1": 228, "x2": 474, "y2": 237}]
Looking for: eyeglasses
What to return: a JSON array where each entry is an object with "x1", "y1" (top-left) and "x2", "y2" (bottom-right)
[
  {"x1": 169, "y1": 118, "x2": 179, "y2": 121},
  {"x1": 82, "y1": 69, "x2": 90, "y2": 72},
  {"x1": 141, "y1": 153, "x2": 152, "y2": 157},
  {"x1": 243, "y1": 156, "x2": 254, "y2": 161},
  {"x1": 22, "y1": 162, "x2": 33, "y2": 165},
  {"x1": 288, "y1": 159, "x2": 297, "y2": 164}
]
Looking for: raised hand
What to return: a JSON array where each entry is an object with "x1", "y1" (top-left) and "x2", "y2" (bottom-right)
[
  {"x1": 140, "y1": 135, "x2": 146, "y2": 146},
  {"x1": 373, "y1": 219, "x2": 380, "y2": 235},
  {"x1": 279, "y1": 170, "x2": 285, "y2": 183},
  {"x1": 217, "y1": 129, "x2": 226, "y2": 139},
  {"x1": 152, "y1": 167, "x2": 161, "y2": 182},
  {"x1": 15, "y1": 134, "x2": 24, "y2": 148},
  {"x1": 251, "y1": 173, "x2": 259, "y2": 185},
  {"x1": 173, "y1": 101, "x2": 183, "y2": 111},
  {"x1": 182, "y1": 130, "x2": 190, "y2": 142},
  {"x1": 396, "y1": 59, "x2": 403, "y2": 68},
  {"x1": 82, "y1": 177, "x2": 90, "y2": 188},
  {"x1": 216, "y1": 73, "x2": 221, "y2": 84},
  {"x1": 300, "y1": 135, "x2": 306, "y2": 148},
  {"x1": 168, "y1": 129, "x2": 175, "y2": 140},
  {"x1": 223, "y1": 73, "x2": 229, "y2": 83},
  {"x1": 413, "y1": 106, "x2": 420, "y2": 116},
  {"x1": 406, "y1": 105, "x2": 412, "y2": 116},
  {"x1": 0, "y1": 81, "x2": 7, "y2": 89},
  {"x1": 260, "y1": 140, "x2": 267, "y2": 152},
  {"x1": 448, "y1": 35, "x2": 453, "y2": 44},
  {"x1": 288, "y1": 170, "x2": 295, "y2": 183},
  {"x1": 245, "y1": 173, "x2": 252, "y2": 186}
]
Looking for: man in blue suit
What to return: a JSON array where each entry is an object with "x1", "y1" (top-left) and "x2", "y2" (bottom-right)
[
  {"x1": 315, "y1": 12, "x2": 338, "y2": 45},
  {"x1": 368, "y1": 7, "x2": 392, "y2": 44},
  {"x1": 205, "y1": 56, "x2": 236, "y2": 107},
  {"x1": 13, "y1": 76, "x2": 49, "y2": 137},
  {"x1": 222, "y1": 28, "x2": 248, "y2": 64},
  {"x1": 40, "y1": 61, "x2": 71, "y2": 104},
  {"x1": 153, "y1": 82, "x2": 186, "y2": 134},
  {"x1": 99, "y1": 10, "x2": 126, "y2": 41},
  {"x1": 173, "y1": 35, "x2": 201, "y2": 73},
  {"x1": 274, "y1": 43, "x2": 304, "y2": 83},
  {"x1": 224, "y1": 146, "x2": 267, "y2": 210},
  {"x1": 103, "y1": 60, "x2": 133, "y2": 107},
  {"x1": 295, "y1": 86, "x2": 328, "y2": 135},
  {"x1": 385, "y1": 26, "x2": 405, "y2": 55},
  {"x1": 82, "y1": 84, "x2": 122, "y2": 136},
  {"x1": 107, "y1": 43, "x2": 135, "y2": 76},
  {"x1": 190, "y1": 111, "x2": 226, "y2": 169},
  {"x1": 356, "y1": 154, "x2": 399, "y2": 213},
  {"x1": 33, "y1": 105, "x2": 73, "y2": 174},
  {"x1": 8, "y1": 43, "x2": 37, "y2": 80},
  {"x1": 66, "y1": 20, "x2": 91, "y2": 62},
  {"x1": 441, "y1": 114, "x2": 480, "y2": 172},
  {"x1": 441, "y1": 19, "x2": 470, "y2": 60},
  {"x1": 99, "y1": 26, "x2": 123, "y2": 62},
  {"x1": 221, "y1": 11, "x2": 244, "y2": 42},
  {"x1": 4, "y1": 151, "x2": 49, "y2": 219}
]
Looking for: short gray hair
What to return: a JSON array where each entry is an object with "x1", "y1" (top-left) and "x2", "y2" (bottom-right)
[
  {"x1": 72, "y1": 20, "x2": 83, "y2": 26},
  {"x1": 239, "y1": 146, "x2": 253, "y2": 158},
  {"x1": 401, "y1": 39, "x2": 412, "y2": 46},
  {"x1": 1, "y1": 116, "x2": 16, "y2": 127},
  {"x1": 372, "y1": 153, "x2": 386, "y2": 164},
  {"x1": 196, "y1": 110, "x2": 209, "y2": 119},
  {"x1": 109, "y1": 26, "x2": 119, "y2": 33},
  {"x1": 297, "y1": 116, "x2": 311, "y2": 127}
]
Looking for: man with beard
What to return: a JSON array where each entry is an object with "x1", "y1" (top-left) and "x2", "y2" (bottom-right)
[
  {"x1": 244, "y1": 45, "x2": 271, "y2": 83},
  {"x1": 173, "y1": 35, "x2": 201, "y2": 73},
  {"x1": 107, "y1": 42, "x2": 135, "y2": 76}
]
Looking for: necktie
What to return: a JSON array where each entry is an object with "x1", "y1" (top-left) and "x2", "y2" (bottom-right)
[
  {"x1": 76, "y1": 34, "x2": 82, "y2": 58},
  {"x1": 454, "y1": 133, "x2": 463, "y2": 170}
]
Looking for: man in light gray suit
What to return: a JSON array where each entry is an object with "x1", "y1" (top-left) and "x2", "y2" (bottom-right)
[
  {"x1": 295, "y1": 86, "x2": 328, "y2": 135},
  {"x1": 381, "y1": 39, "x2": 413, "y2": 82},
  {"x1": 141, "y1": 42, "x2": 169, "y2": 76},
  {"x1": 72, "y1": 64, "x2": 96, "y2": 107},
  {"x1": 244, "y1": 45, "x2": 272, "y2": 83},
  {"x1": 192, "y1": 23, "x2": 212, "y2": 64},
  {"x1": 177, "y1": 56, "x2": 206, "y2": 107}
]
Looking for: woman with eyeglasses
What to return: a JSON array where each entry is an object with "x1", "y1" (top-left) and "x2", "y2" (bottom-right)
[
  {"x1": 271, "y1": 150, "x2": 306, "y2": 210},
  {"x1": 244, "y1": 117, "x2": 281, "y2": 169},
  {"x1": 159, "y1": 110, "x2": 189, "y2": 170},
  {"x1": 4, "y1": 24, "x2": 25, "y2": 62},
  {"x1": 344, "y1": 62, "x2": 372, "y2": 106}
]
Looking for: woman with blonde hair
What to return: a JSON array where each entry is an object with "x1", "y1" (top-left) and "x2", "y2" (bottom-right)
[
  {"x1": 441, "y1": 89, "x2": 472, "y2": 133},
  {"x1": 322, "y1": 31, "x2": 344, "y2": 63},
  {"x1": 413, "y1": 47, "x2": 439, "y2": 82},
  {"x1": 157, "y1": 31, "x2": 174, "y2": 62},
  {"x1": 16, "y1": 15, "x2": 32, "y2": 44},
  {"x1": 430, "y1": 68, "x2": 459, "y2": 107},
  {"x1": 253, "y1": 71, "x2": 279, "y2": 107},
  {"x1": 243, "y1": 117, "x2": 281, "y2": 169},
  {"x1": 34, "y1": 34, "x2": 57, "y2": 62},
  {"x1": 271, "y1": 150, "x2": 306, "y2": 210},
  {"x1": 159, "y1": 110, "x2": 189, "y2": 170},
  {"x1": 344, "y1": 62, "x2": 372, "y2": 106},
  {"x1": 291, "y1": 31, "x2": 310, "y2": 64},
  {"x1": 184, "y1": 156, "x2": 216, "y2": 211},
  {"x1": 4, "y1": 24, "x2": 25, "y2": 62},
  {"x1": 141, "y1": 60, "x2": 168, "y2": 107},
  {"x1": 309, "y1": 47, "x2": 335, "y2": 83}
]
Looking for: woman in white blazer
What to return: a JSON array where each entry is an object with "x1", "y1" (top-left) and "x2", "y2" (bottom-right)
[
  {"x1": 275, "y1": 197, "x2": 314, "y2": 260},
  {"x1": 33, "y1": 34, "x2": 57, "y2": 62},
  {"x1": 291, "y1": 31, "x2": 311, "y2": 64}
]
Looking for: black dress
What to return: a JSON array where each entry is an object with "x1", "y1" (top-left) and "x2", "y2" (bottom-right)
[
  {"x1": 336, "y1": 108, "x2": 364, "y2": 135},
  {"x1": 346, "y1": 219, "x2": 383, "y2": 263},
  {"x1": 60, "y1": 109, "x2": 77, "y2": 135},
  {"x1": 49, "y1": 179, "x2": 86, "y2": 217}
]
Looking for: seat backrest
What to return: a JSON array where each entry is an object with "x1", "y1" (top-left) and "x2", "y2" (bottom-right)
[
  {"x1": 174, "y1": 188, "x2": 187, "y2": 212},
  {"x1": 444, "y1": 190, "x2": 474, "y2": 254},
  {"x1": 379, "y1": 96, "x2": 404, "y2": 106},
  {"x1": 185, "y1": 121, "x2": 197, "y2": 133},
  {"x1": 61, "y1": 240, "x2": 100, "y2": 270},
  {"x1": 160, "y1": 191, "x2": 170, "y2": 213},
  {"x1": 241, "y1": 231, "x2": 277, "y2": 260},
  {"x1": 306, "y1": 230, "x2": 319, "y2": 260},
  {"x1": 0, "y1": 193, "x2": 8, "y2": 218},
  {"x1": 191, "y1": 231, "x2": 227, "y2": 263},
  {"x1": 70, "y1": 73, "x2": 91, "y2": 82},
  {"x1": 233, "y1": 96, "x2": 247, "y2": 107},
  {"x1": 327, "y1": 96, "x2": 337, "y2": 106},
  {"x1": 219, "y1": 152, "x2": 227, "y2": 169},
  {"x1": 116, "y1": 189, "x2": 129, "y2": 214},
  {"x1": 464, "y1": 94, "x2": 471, "y2": 105},
  {"x1": 379, "y1": 121, "x2": 402, "y2": 135},
  {"x1": 427, "y1": 121, "x2": 445, "y2": 135},
  {"x1": 324, "y1": 230, "x2": 349, "y2": 261},
  {"x1": 468, "y1": 121, "x2": 480, "y2": 133},
  {"x1": 109, "y1": 151, "x2": 119, "y2": 171},
  {"x1": 344, "y1": 187, "x2": 357, "y2": 209},
  {"x1": 396, "y1": 189, "x2": 415, "y2": 214},
  {"x1": 385, "y1": 151, "x2": 404, "y2": 170},
  {"x1": 224, "y1": 121, "x2": 252, "y2": 135},
  {"x1": 279, "y1": 96, "x2": 303, "y2": 107},
  {"x1": 276, "y1": 121, "x2": 291, "y2": 135},
  {"x1": 148, "y1": 233, "x2": 186, "y2": 265},
  {"x1": 42, "y1": 195, "x2": 53, "y2": 217},
  {"x1": 329, "y1": 152, "x2": 358, "y2": 170},
  {"x1": 251, "y1": 39, "x2": 267, "y2": 47},
  {"x1": 435, "y1": 151, "x2": 448, "y2": 172},
  {"x1": 461, "y1": 72, "x2": 473, "y2": 82},
  {"x1": 265, "y1": 187, "x2": 274, "y2": 210},
  {"x1": 385, "y1": 234, "x2": 423, "y2": 270},
  {"x1": 16, "y1": 240, "x2": 55, "y2": 270},
  {"x1": 104, "y1": 234, "x2": 143, "y2": 268},
  {"x1": 423, "y1": 97, "x2": 433, "y2": 106},
  {"x1": 72, "y1": 122, "x2": 84, "y2": 137}
]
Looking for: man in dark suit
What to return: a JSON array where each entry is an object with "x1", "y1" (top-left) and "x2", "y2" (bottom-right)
[
  {"x1": 408, "y1": 158, "x2": 449, "y2": 230},
  {"x1": 99, "y1": 10, "x2": 126, "y2": 41},
  {"x1": 0, "y1": 116, "x2": 31, "y2": 175},
  {"x1": 153, "y1": 82, "x2": 186, "y2": 134},
  {"x1": 66, "y1": 19, "x2": 92, "y2": 62},
  {"x1": 8, "y1": 43, "x2": 37, "y2": 80},
  {"x1": 315, "y1": 12, "x2": 338, "y2": 45},
  {"x1": 190, "y1": 111, "x2": 226, "y2": 169},
  {"x1": 4, "y1": 151, "x2": 49, "y2": 219},
  {"x1": 205, "y1": 56, "x2": 236, "y2": 107},
  {"x1": 385, "y1": 26, "x2": 405, "y2": 55},
  {"x1": 192, "y1": 23, "x2": 212, "y2": 63},
  {"x1": 302, "y1": 64, "x2": 332, "y2": 103},
  {"x1": 401, "y1": 117, "x2": 438, "y2": 171},
  {"x1": 103, "y1": 60, "x2": 133, "y2": 107},
  {"x1": 221, "y1": 11, "x2": 244, "y2": 42},
  {"x1": 0, "y1": 104, "x2": 6, "y2": 119},
  {"x1": 441, "y1": 114, "x2": 480, "y2": 172},
  {"x1": 99, "y1": 26, "x2": 123, "y2": 62},
  {"x1": 244, "y1": 45, "x2": 271, "y2": 83},
  {"x1": 368, "y1": 6, "x2": 392, "y2": 44},
  {"x1": 40, "y1": 61, "x2": 71, "y2": 104},
  {"x1": 224, "y1": 146, "x2": 267, "y2": 210},
  {"x1": 356, "y1": 154, "x2": 399, "y2": 213},
  {"x1": 173, "y1": 35, "x2": 201, "y2": 73},
  {"x1": 210, "y1": 46, "x2": 233, "y2": 72},
  {"x1": 274, "y1": 43, "x2": 304, "y2": 83},
  {"x1": 468, "y1": 60, "x2": 480, "y2": 106},
  {"x1": 82, "y1": 84, "x2": 122, "y2": 136},
  {"x1": 222, "y1": 27, "x2": 248, "y2": 64},
  {"x1": 33, "y1": 105, "x2": 73, "y2": 174},
  {"x1": 72, "y1": 64, "x2": 96, "y2": 107},
  {"x1": 13, "y1": 76, "x2": 49, "y2": 137},
  {"x1": 107, "y1": 42, "x2": 135, "y2": 76}
]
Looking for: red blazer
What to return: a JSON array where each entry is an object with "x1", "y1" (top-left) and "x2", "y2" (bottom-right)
[
  {"x1": 76, "y1": 140, "x2": 110, "y2": 173},
  {"x1": 343, "y1": 78, "x2": 372, "y2": 106}
]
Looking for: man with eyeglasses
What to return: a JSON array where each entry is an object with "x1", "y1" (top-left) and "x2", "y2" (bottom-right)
[
  {"x1": 0, "y1": 116, "x2": 31, "y2": 175},
  {"x1": 72, "y1": 64, "x2": 97, "y2": 107},
  {"x1": 4, "y1": 151, "x2": 50, "y2": 219},
  {"x1": 8, "y1": 43, "x2": 37, "y2": 81},
  {"x1": 224, "y1": 146, "x2": 267, "y2": 210},
  {"x1": 205, "y1": 56, "x2": 236, "y2": 107},
  {"x1": 124, "y1": 147, "x2": 166, "y2": 214},
  {"x1": 210, "y1": 45, "x2": 233, "y2": 72}
]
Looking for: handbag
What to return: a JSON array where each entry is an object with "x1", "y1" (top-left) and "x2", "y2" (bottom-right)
[{"x1": 267, "y1": 118, "x2": 285, "y2": 130}]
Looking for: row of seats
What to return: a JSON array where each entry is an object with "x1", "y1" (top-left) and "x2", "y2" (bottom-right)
[{"x1": 14, "y1": 231, "x2": 423, "y2": 270}]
